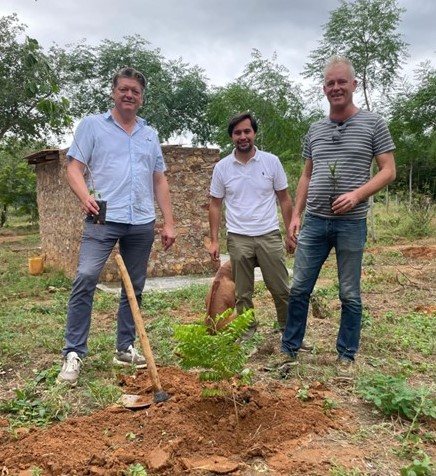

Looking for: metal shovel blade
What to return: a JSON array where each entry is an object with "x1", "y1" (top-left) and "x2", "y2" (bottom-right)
[{"x1": 120, "y1": 394, "x2": 153, "y2": 409}]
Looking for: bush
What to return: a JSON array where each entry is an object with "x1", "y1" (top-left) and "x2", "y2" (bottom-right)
[{"x1": 356, "y1": 373, "x2": 435, "y2": 421}]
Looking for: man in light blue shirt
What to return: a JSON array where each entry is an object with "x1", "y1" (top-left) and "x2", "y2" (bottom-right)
[{"x1": 57, "y1": 67, "x2": 176, "y2": 386}]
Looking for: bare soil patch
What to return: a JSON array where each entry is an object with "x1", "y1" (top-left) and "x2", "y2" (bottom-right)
[{"x1": 0, "y1": 367, "x2": 358, "y2": 475}]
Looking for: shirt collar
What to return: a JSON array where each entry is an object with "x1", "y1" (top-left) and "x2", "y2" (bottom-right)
[
  {"x1": 104, "y1": 110, "x2": 147, "y2": 126},
  {"x1": 232, "y1": 146, "x2": 259, "y2": 163}
]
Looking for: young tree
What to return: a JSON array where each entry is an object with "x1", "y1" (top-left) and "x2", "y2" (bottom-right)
[
  {"x1": 303, "y1": 0, "x2": 408, "y2": 111},
  {"x1": 0, "y1": 14, "x2": 71, "y2": 144},
  {"x1": 52, "y1": 36, "x2": 211, "y2": 143}
]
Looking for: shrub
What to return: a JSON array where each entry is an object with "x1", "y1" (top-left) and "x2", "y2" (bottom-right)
[{"x1": 356, "y1": 373, "x2": 435, "y2": 421}]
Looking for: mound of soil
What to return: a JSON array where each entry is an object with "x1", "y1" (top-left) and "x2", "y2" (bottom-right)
[
  {"x1": 400, "y1": 245, "x2": 436, "y2": 259},
  {"x1": 0, "y1": 367, "x2": 353, "y2": 475}
]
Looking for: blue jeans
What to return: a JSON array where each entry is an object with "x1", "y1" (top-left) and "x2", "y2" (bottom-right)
[
  {"x1": 282, "y1": 213, "x2": 367, "y2": 361},
  {"x1": 63, "y1": 219, "x2": 155, "y2": 357}
]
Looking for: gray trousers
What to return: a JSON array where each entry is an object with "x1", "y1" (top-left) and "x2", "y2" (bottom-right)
[
  {"x1": 227, "y1": 230, "x2": 289, "y2": 329},
  {"x1": 62, "y1": 219, "x2": 155, "y2": 357}
]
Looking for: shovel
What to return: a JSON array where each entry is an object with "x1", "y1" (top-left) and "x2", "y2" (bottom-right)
[{"x1": 115, "y1": 254, "x2": 169, "y2": 404}]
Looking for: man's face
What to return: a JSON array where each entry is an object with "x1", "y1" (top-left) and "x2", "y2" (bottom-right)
[
  {"x1": 112, "y1": 77, "x2": 144, "y2": 114},
  {"x1": 231, "y1": 118, "x2": 256, "y2": 154},
  {"x1": 323, "y1": 64, "x2": 357, "y2": 109}
]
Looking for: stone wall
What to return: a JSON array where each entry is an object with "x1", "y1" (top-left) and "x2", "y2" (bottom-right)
[{"x1": 28, "y1": 146, "x2": 220, "y2": 281}]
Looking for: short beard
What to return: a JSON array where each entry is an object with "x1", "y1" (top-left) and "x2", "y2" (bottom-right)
[{"x1": 236, "y1": 142, "x2": 253, "y2": 154}]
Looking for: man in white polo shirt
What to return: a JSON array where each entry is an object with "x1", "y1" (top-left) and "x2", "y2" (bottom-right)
[{"x1": 208, "y1": 112, "x2": 293, "y2": 332}]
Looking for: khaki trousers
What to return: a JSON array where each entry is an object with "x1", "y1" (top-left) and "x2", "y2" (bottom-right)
[{"x1": 227, "y1": 230, "x2": 289, "y2": 329}]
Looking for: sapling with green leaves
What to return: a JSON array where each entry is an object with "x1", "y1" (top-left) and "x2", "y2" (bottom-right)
[
  {"x1": 173, "y1": 308, "x2": 254, "y2": 397},
  {"x1": 328, "y1": 160, "x2": 340, "y2": 210}
]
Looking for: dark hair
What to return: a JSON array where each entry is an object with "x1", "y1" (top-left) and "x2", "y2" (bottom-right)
[
  {"x1": 227, "y1": 112, "x2": 258, "y2": 136},
  {"x1": 112, "y1": 67, "x2": 146, "y2": 91}
]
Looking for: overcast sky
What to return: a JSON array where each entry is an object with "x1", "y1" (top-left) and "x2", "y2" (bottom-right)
[{"x1": 1, "y1": 0, "x2": 435, "y2": 87}]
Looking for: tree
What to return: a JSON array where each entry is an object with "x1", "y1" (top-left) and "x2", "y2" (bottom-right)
[
  {"x1": 0, "y1": 142, "x2": 42, "y2": 226},
  {"x1": 207, "y1": 50, "x2": 321, "y2": 172},
  {"x1": 0, "y1": 14, "x2": 71, "y2": 144},
  {"x1": 52, "y1": 37, "x2": 211, "y2": 143},
  {"x1": 303, "y1": 0, "x2": 408, "y2": 111},
  {"x1": 389, "y1": 63, "x2": 436, "y2": 197}
]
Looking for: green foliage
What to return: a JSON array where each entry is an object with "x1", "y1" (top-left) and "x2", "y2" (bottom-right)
[
  {"x1": 296, "y1": 385, "x2": 310, "y2": 402},
  {"x1": 356, "y1": 373, "x2": 435, "y2": 421},
  {"x1": 0, "y1": 14, "x2": 71, "y2": 143},
  {"x1": 85, "y1": 380, "x2": 122, "y2": 407},
  {"x1": 145, "y1": 315, "x2": 178, "y2": 365},
  {"x1": 304, "y1": 0, "x2": 408, "y2": 111},
  {"x1": 0, "y1": 366, "x2": 70, "y2": 428},
  {"x1": 0, "y1": 144, "x2": 38, "y2": 226},
  {"x1": 377, "y1": 311, "x2": 435, "y2": 357},
  {"x1": 389, "y1": 64, "x2": 436, "y2": 196},
  {"x1": 400, "y1": 451, "x2": 433, "y2": 476},
  {"x1": 52, "y1": 36, "x2": 210, "y2": 143},
  {"x1": 124, "y1": 463, "x2": 148, "y2": 476},
  {"x1": 329, "y1": 465, "x2": 364, "y2": 476},
  {"x1": 30, "y1": 468, "x2": 43, "y2": 476},
  {"x1": 173, "y1": 309, "x2": 254, "y2": 393},
  {"x1": 323, "y1": 398, "x2": 339, "y2": 414},
  {"x1": 402, "y1": 195, "x2": 435, "y2": 238},
  {"x1": 207, "y1": 49, "x2": 320, "y2": 162}
]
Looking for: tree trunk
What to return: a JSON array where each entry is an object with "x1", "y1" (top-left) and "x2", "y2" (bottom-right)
[
  {"x1": 0, "y1": 204, "x2": 7, "y2": 228},
  {"x1": 385, "y1": 185, "x2": 389, "y2": 212},
  {"x1": 409, "y1": 163, "x2": 413, "y2": 211},
  {"x1": 368, "y1": 163, "x2": 376, "y2": 242}
]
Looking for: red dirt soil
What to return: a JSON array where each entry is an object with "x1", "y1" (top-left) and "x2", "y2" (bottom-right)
[{"x1": 0, "y1": 367, "x2": 356, "y2": 475}]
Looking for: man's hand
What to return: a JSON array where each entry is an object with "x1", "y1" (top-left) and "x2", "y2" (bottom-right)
[
  {"x1": 331, "y1": 191, "x2": 360, "y2": 215},
  {"x1": 160, "y1": 223, "x2": 176, "y2": 251},
  {"x1": 82, "y1": 194, "x2": 100, "y2": 216},
  {"x1": 209, "y1": 240, "x2": 220, "y2": 261},
  {"x1": 286, "y1": 216, "x2": 301, "y2": 253}
]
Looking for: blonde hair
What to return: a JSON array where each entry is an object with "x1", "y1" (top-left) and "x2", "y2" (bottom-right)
[{"x1": 323, "y1": 56, "x2": 355, "y2": 82}]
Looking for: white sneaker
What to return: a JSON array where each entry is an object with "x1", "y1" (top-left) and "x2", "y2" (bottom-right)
[
  {"x1": 57, "y1": 352, "x2": 82, "y2": 386},
  {"x1": 113, "y1": 345, "x2": 147, "y2": 369}
]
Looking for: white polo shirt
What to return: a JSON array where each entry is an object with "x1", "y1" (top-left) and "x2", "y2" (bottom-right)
[{"x1": 210, "y1": 148, "x2": 288, "y2": 236}]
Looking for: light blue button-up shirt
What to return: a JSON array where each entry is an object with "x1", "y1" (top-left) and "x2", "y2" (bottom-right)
[{"x1": 67, "y1": 111, "x2": 166, "y2": 225}]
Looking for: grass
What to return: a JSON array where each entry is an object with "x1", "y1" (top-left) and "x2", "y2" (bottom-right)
[{"x1": 0, "y1": 204, "x2": 435, "y2": 475}]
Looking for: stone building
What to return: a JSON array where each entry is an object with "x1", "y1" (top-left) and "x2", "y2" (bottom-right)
[{"x1": 25, "y1": 146, "x2": 220, "y2": 281}]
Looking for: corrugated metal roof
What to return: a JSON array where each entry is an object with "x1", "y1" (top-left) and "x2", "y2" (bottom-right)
[{"x1": 24, "y1": 149, "x2": 62, "y2": 165}]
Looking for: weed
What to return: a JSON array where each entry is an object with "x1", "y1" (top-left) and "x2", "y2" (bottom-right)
[
  {"x1": 146, "y1": 314, "x2": 179, "y2": 365},
  {"x1": 323, "y1": 398, "x2": 339, "y2": 413},
  {"x1": 125, "y1": 431, "x2": 137, "y2": 441},
  {"x1": 356, "y1": 372, "x2": 435, "y2": 421},
  {"x1": 400, "y1": 451, "x2": 433, "y2": 476},
  {"x1": 376, "y1": 311, "x2": 435, "y2": 357},
  {"x1": 93, "y1": 291, "x2": 119, "y2": 311},
  {"x1": 30, "y1": 468, "x2": 43, "y2": 476},
  {"x1": 329, "y1": 462, "x2": 365, "y2": 475},
  {"x1": 296, "y1": 385, "x2": 310, "y2": 402},
  {"x1": 85, "y1": 380, "x2": 122, "y2": 407},
  {"x1": 0, "y1": 372, "x2": 71, "y2": 427},
  {"x1": 124, "y1": 463, "x2": 148, "y2": 476},
  {"x1": 403, "y1": 195, "x2": 435, "y2": 239},
  {"x1": 360, "y1": 308, "x2": 373, "y2": 329}
]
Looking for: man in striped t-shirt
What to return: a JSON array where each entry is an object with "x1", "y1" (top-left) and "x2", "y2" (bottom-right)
[{"x1": 282, "y1": 56, "x2": 396, "y2": 369}]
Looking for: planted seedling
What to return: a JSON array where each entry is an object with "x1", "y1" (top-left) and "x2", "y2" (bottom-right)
[{"x1": 328, "y1": 160, "x2": 340, "y2": 211}]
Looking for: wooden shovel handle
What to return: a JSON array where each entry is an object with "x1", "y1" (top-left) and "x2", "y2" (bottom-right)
[{"x1": 115, "y1": 254, "x2": 163, "y2": 394}]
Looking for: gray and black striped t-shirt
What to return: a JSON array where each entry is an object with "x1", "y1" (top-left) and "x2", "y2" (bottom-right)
[{"x1": 303, "y1": 109, "x2": 395, "y2": 219}]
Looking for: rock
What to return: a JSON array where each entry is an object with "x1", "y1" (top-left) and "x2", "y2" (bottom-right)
[
  {"x1": 146, "y1": 448, "x2": 170, "y2": 470},
  {"x1": 180, "y1": 456, "x2": 239, "y2": 474}
]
